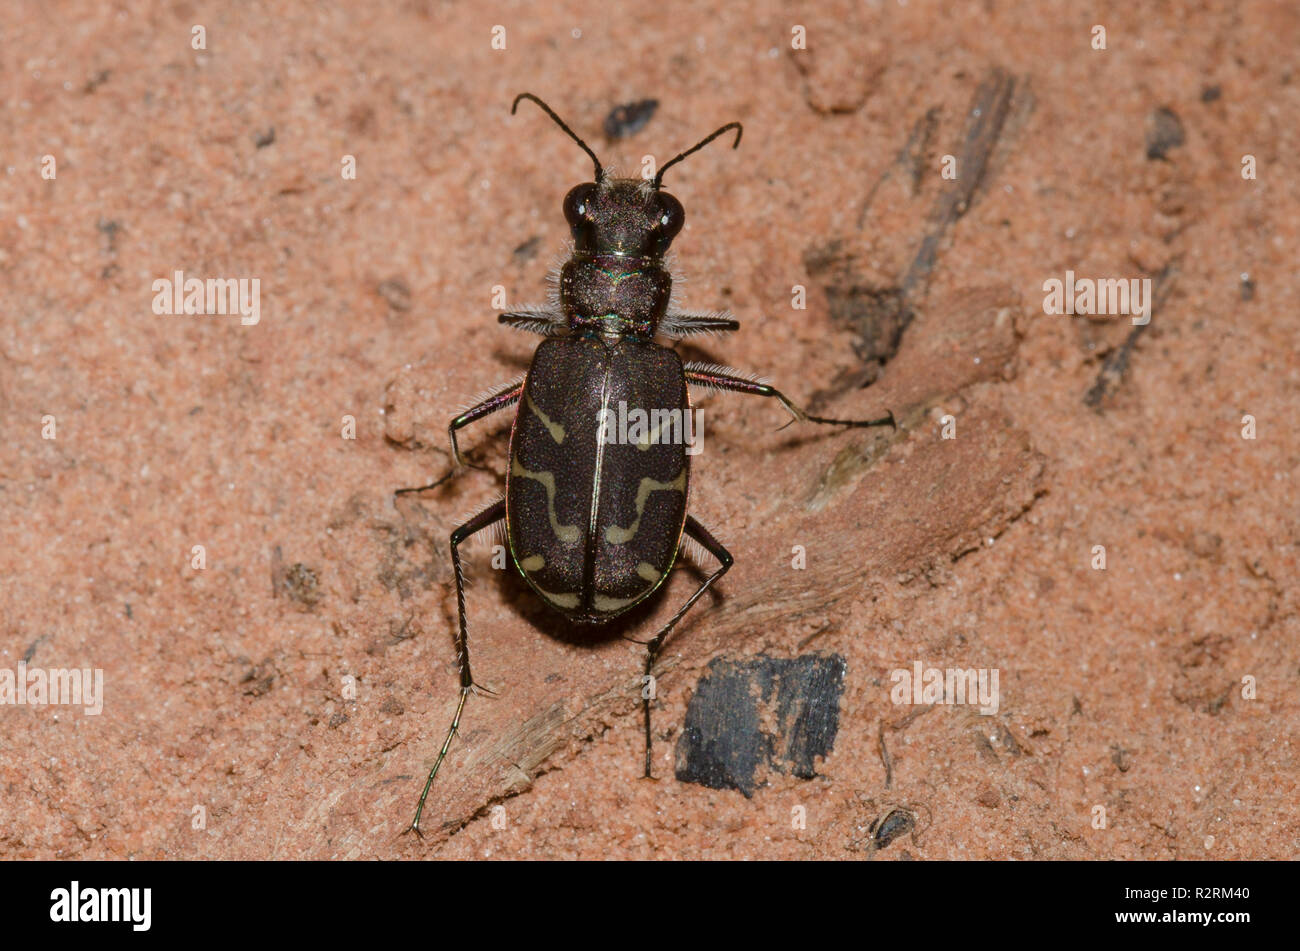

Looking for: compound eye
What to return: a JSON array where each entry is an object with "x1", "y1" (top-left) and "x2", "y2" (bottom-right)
[
  {"x1": 563, "y1": 183, "x2": 598, "y2": 226},
  {"x1": 655, "y1": 193, "x2": 684, "y2": 239}
]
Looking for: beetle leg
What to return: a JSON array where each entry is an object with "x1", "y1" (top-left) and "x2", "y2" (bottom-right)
[
  {"x1": 659, "y1": 311, "x2": 740, "y2": 337},
  {"x1": 408, "y1": 498, "x2": 507, "y2": 837},
  {"x1": 447, "y1": 379, "x2": 525, "y2": 468},
  {"x1": 498, "y1": 310, "x2": 565, "y2": 336},
  {"x1": 642, "y1": 515, "x2": 734, "y2": 779},
  {"x1": 394, "y1": 378, "x2": 524, "y2": 496},
  {"x1": 684, "y1": 363, "x2": 896, "y2": 431}
]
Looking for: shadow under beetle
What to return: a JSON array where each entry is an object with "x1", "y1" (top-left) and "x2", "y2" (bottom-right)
[{"x1": 400, "y1": 93, "x2": 895, "y2": 835}]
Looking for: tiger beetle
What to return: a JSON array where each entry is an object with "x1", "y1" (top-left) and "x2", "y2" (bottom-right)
[{"x1": 399, "y1": 93, "x2": 895, "y2": 836}]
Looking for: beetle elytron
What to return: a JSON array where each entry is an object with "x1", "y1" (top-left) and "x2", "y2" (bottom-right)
[{"x1": 401, "y1": 93, "x2": 894, "y2": 835}]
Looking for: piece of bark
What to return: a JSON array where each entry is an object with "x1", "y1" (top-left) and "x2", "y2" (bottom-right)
[{"x1": 674, "y1": 653, "x2": 847, "y2": 797}]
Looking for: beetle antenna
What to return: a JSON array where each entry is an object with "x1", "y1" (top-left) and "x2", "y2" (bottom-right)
[
  {"x1": 512, "y1": 93, "x2": 603, "y2": 181},
  {"x1": 654, "y1": 121, "x2": 743, "y2": 189}
]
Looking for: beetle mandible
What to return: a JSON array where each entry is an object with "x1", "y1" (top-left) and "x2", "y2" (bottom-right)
[{"x1": 400, "y1": 93, "x2": 895, "y2": 835}]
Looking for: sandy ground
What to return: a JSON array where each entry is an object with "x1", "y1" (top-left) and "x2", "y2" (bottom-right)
[{"x1": 1, "y1": 0, "x2": 1297, "y2": 859}]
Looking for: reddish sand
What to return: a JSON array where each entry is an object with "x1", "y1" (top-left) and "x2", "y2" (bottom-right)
[{"x1": 1, "y1": 1, "x2": 1296, "y2": 859}]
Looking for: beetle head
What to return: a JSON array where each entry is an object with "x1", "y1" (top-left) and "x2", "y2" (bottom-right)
[
  {"x1": 563, "y1": 179, "x2": 684, "y2": 257},
  {"x1": 511, "y1": 93, "x2": 742, "y2": 259}
]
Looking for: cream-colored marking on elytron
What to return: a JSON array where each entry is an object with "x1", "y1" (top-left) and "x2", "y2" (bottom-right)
[
  {"x1": 637, "y1": 409, "x2": 676, "y2": 451},
  {"x1": 526, "y1": 391, "x2": 565, "y2": 444},
  {"x1": 593, "y1": 554, "x2": 679, "y2": 613},
  {"x1": 594, "y1": 564, "x2": 662, "y2": 613},
  {"x1": 593, "y1": 591, "x2": 644, "y2": 612},
  {"x1": 519, "y1": 554, "x2": 545, "y2": 572},
  {"x1": 532, "y1": 583, "x2": 581, "y2": 610},
  {"x1": 604, "y1": 469, "x2": 686, "y2": 545},
  {"x1": 511, "y1": 459, "x2": 581, "y2": 543}
]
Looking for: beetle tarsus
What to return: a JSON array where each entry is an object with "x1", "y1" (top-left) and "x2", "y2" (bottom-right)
[
  {"x1": 685, "y1": 365, "x2": 896, "y2": 434},
  {"x1": 804, "y1": 408, "x2": 897, "y2": 430},
  {"x1": 408, "y1": 685, "x2": 470, "y2": 837},
  {"x1": 407, "y1": 502, "x2": 506, "y2": 837},
  {"x1": 394, "y1": 470, "x2": 454, "y2": 497}
]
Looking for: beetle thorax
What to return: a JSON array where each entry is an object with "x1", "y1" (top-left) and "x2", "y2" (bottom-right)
[{"x1": 560, "y1": 257, "x2": 672, "y2": 340}]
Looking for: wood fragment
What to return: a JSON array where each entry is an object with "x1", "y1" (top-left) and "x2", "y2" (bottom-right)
[{"x1": 1084, "y1": 261, "x2": 1179, "y2": 409}]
